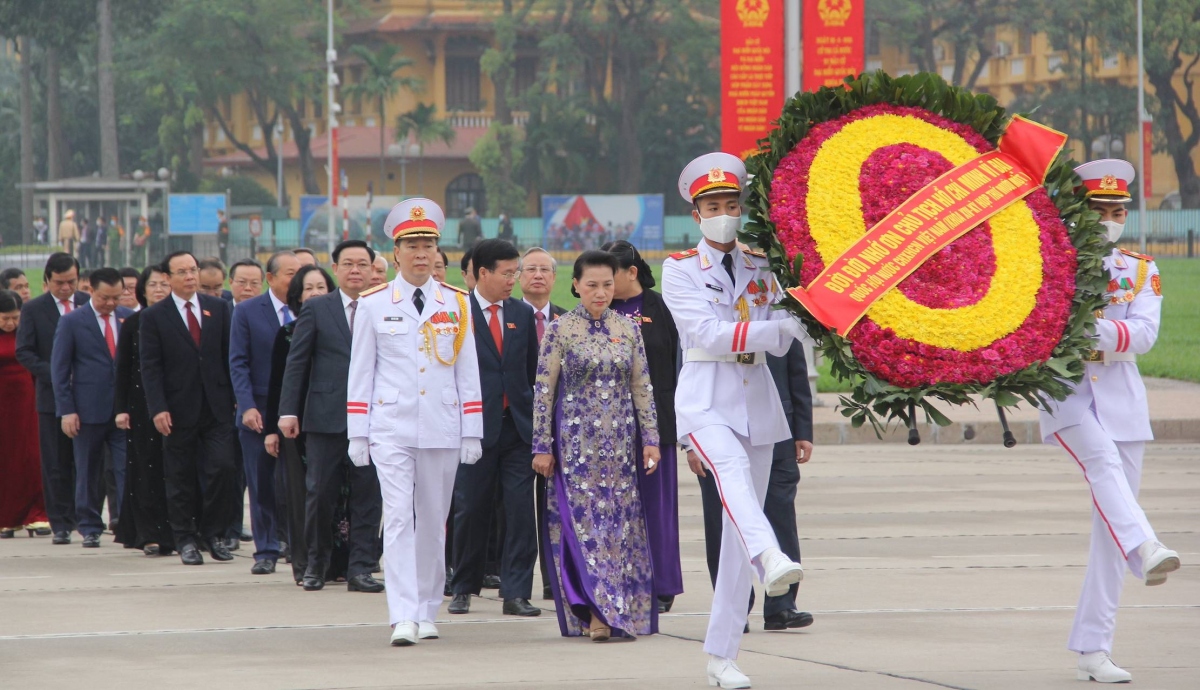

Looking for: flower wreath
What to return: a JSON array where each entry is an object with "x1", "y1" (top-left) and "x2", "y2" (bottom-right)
[{"x1": 742, "y1": 72, "x2": 1110, "y2": 436}]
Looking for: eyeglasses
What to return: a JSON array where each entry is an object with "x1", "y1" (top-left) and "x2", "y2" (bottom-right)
[
  {"x1": 337, "y1": 261, "x2": 372, "y2": 271},
  {"x1": 171, "y1": 267, "x2": 199, "y2": 277},
  {"x1": 231, "y1": 278, "x2": 259, "y2": 287},
  {"x1": 495, "y1": 271, "x2": 519, "y2": 281}
]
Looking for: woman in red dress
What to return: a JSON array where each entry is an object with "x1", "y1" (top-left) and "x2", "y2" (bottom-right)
[{"x1": 0, "y1": 289, "x2": 50, "y2": 538}]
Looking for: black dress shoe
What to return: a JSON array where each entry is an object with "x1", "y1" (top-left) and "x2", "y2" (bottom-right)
[
  {"x1": 208, "y1": 538, "x2": 234, "y2": 561},
  {"x1": 251, "y1": 559, "x2": 277, "y2": 575},
  {"x1": 82, "y1": 534, "x2": 100, "y2": 548},
  {"x1": 0, "y1": 530, "x2": 13, "y2": 539},
  {"x1": 239, "y1": 530, "x2": 252, "y2": 541},
  {"x1": 52, "y1": 531, "x2": 71, "y2": 545},
  {"x1": 482, "y1": 573, "x2": 502, "y2": 589},
  {"x1": 543, "y1": 584, "x2": 553, "y2": 600},
  {"x1": 502, "y1": 598, "x2": 541, "y2": 617},
  {"x1": 279, "y1": 541, "x2": 290, "y2": 561},
  {"x1": 223, "y1": 537, "x2": 240, "y2": 552},
  {"x1": 764, "y1": 609, "x2": 814, "y2": 631},
  {"x1": 302, "y1": 564, "x2": 325, "y2": 591},
  {"x1": 347, "y1": 573, "x2": 385, "y2": 592},
  {"x1": 180, "y1": 543, "x2": 204, "y2": 566},
  {"x1": 448, "y1": 593, "x2": 471, "y2": 614},
  {"x1": 143, "y1": 544, "x2": 161, "y2": 556},
  {"x1": 657, "y1": 595, "x2": 675, "y2": 613}
]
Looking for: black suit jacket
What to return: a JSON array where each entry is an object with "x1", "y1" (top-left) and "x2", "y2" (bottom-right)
[
  {"x1": 471, "y1": 294, "x2": 537, "y2": 449},
  {"x1": 15, "y1": 291, "x2": 90, "y2": 415},
  {"x1": 550, "y1": 302, "x2": 568, "y2": 318},
  {"x1": 278, "y1": 290, "x2": 353, "y2": 435},
  {"x1": 637, "y1": 289, "x2": 680, "y2": 445},
  {"x1": 766, "y1": 340, "x2": 814, "y2": 459},
  {"x1": 139, "y1": 293, "x2": 234, "y2": 427}
]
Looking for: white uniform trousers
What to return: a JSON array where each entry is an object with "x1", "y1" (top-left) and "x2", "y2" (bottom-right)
[
  {"x1": 688, "y1": 425, "x2": 780, "y2": 660},
  {"x1": 1051, "y1": 413, "x2": 1156, "y2": 655},
  {"x1": 371, "y1": 440, "x2": 458, "y2": 626}
]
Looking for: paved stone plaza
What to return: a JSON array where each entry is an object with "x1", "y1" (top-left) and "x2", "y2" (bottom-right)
[{"x1": 2, "y1": 441, "x2": 1196, "y2": 689}]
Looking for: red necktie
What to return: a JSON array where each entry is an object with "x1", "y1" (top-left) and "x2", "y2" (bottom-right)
[
  {"x1": 184, "y1": 301, "x2": 201, "y2": 346},
  {"x1": 487, "y1": 304, "x2": 503, "y2": 355},
  {"x1": 61, "y1": 298, "x2": 73, "y2": 314},
  {"x1": 535, "y1": 311, "x2": 546, "y2": 342},
  {"x1": 488, "y1": 304, "x2": 507, "y2": 408},
  {"x1": 104, "y1": 314, "x2": 116, "y2": 359}
]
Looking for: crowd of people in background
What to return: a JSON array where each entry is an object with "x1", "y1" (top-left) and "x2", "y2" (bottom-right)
[
  {"x1": 0, "y1": 195, "x2": 816, "y2": 685},
  {"x1": 545, "y1": 218, "x2": 636, "y2": 252}
]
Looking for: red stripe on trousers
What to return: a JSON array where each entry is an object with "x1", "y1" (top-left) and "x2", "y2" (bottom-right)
[
  {"x1": 1055, "y1": 432, "x2": 1127, "y2": 559},
  {"x1": 690, "y1": 433, "x2": 753, "y2": 561}
]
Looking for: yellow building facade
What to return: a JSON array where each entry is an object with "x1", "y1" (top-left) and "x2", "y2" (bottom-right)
[
  {"x1": 867, "y1": 27, "x2": 1198, "y2": 208},
  {"x1": 203, "y1": 1, "x2": 529, "y2": 219}
]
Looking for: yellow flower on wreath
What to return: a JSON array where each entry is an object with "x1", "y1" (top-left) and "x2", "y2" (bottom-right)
[{"x1": 806, "y1": 114, "x2": 1042, "y2": 352}]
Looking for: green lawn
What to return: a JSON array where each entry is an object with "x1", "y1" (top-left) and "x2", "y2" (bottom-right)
[{"x1": 17, "y1": 258, "x2": 1199, "y2": 384}]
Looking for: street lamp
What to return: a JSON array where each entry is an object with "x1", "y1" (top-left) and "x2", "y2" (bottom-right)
[
  {"x1": 1091, "y1": 134, "x2": 1126, "y2": 160},
  {"x1": 387, "y1": 138, "x2": 421, "y2": 198}
]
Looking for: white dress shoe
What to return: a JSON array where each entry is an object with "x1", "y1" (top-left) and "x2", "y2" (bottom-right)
[
  {"x1": 418, "y1": 621, "x2": 439, "y2": 639},
  {"x1": 707, "y1": 655, "x2": 751, "y2": 689},
  {"x1": 759, "y1": 547, "x2": 804, "y2": 597},
  {"x1": 1138, "y1": 541, "x2": 1180, "y2": 586},
  {"x1": 390, "y1": 621, "x2": 418, "y2": 646},
  {"x1": 1077, "y1": 651, "x2": 1132, "y2": 683}
]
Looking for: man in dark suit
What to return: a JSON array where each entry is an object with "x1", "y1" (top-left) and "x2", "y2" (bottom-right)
[
  {"x1": 225, "y1": 258, "x2": 265, "y2": 545},
  {"x1": 198, "y1": 257, "x2": 232, "y2": 302},
  {"x1": 518, "y1": 246, "x2": 567, "y2": 598},
  {"x1": 447, "y1": 239, "x2": 541, "y2": 617},
  {"x1": 15, "y1": 253, "x2": 89, "y2": 544},
  {"x1": 279, "y1": 240, "x2": 385, "y2": 593},
  {"x1": 692, "y1": 340, "x2": 816, "y2": 631},
  {"x1": 139, "y1": 251, "x2": 239, "y2": 566},
  {"x1": 50, "y1": 268, "x2": 133, "y2": 547},
  {"x1": 229, "y1": 250, "x2": 300, "y2": 574}
]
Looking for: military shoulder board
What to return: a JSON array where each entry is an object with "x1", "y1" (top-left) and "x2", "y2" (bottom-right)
[
  {"x1": 1119, "y1": 248, "x2": 1154, "y2": 262},
  {"x1": 669, "y1": 248, "x2": 699, "y2": 261},
  {"x1": 439, "y1": 281, "x2": 470, "y2": 295},
  {"x1": 360, "y1": 282, "x2": 388, "y2": 298}
]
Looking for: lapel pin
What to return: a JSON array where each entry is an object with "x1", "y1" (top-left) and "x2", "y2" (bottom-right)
[
  {"x1": 506, "y1": 323, "x2": 516, "y2": 329},
  {"x1": 202, "y1": 310, "x2": 212, "y2": 317}
]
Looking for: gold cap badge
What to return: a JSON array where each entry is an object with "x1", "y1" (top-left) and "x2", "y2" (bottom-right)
[{"x1": 1099, "y1": 174, "x2": 1119, "y2": 191}]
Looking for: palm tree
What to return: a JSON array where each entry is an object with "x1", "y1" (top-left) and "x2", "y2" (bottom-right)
[
  {"x1": 343, "y1": 44, "x2": 422, "y2": 195},
  {"x1": 395, "y1": 103, "x2": 456, "y2": 196}
]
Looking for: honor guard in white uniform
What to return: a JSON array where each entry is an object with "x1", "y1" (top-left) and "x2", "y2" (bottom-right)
[
  {"x1": 663, "y1": 152, "x2": 808, "y2": 689},
  {"x1": 1040, "y1": 159, "x2": 1180, "y2": 683},
  {"x1": 346, "y1": 198, "x2": 484, "y2": 647}
]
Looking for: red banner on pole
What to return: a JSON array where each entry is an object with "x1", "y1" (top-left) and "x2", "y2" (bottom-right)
[
  {"x1": 803, "y1": 0, "x2": 864, "y2": 92},
  {"x1": 1142, "y1": 120, "x2": 1153, "y2": 199},
  {"x1": 721, "y1": 0, "x2": 785, "y2": 159}
]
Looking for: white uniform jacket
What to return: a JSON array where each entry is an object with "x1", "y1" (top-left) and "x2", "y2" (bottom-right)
[
  {"x1": 346, "y1": 276, "x2": 483, "y2": 449},
  {"x1": 662, "y1": 241, "x2": 796, "y2": 446},
  {"x1": 1040, "y1": 248, "x2": 1162, "y2": 442}
]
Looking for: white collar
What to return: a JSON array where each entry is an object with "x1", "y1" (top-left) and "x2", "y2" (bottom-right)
[
  {"x1": 171, "y1": 292, "x2": 197, "y2": 310},
  {"x1": 268, "y1": 290, "x2": 288, "y2": 315},
  {"x1": 523, "y1": 298, "x2": 550, "y2": 316},
  {"x1": 473, "y1": 287, "x2": 502, "y2": 311}
]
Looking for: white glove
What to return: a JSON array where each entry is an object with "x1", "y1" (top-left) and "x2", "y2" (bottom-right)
[
  {"x1": 460, "y1": 438, "x2": 483, "y2": 465},
  {"x1": 780, "y1": 317, "x2": 806, "y2": 342},
  {"x1": 348, "y1": 437, "x2": 370, "y2": 467}
]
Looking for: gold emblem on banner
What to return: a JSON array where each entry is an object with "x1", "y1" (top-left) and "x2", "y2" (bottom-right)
[
  {"x1": 818, "y1": 0, "x2": 853, "y2": 27},
  {"x1": 1099, "y1": 174, "x2": 1119, "y2": 191},
  {"x1": 736, "y1": 0, "x2": 769, "y2": 28}
]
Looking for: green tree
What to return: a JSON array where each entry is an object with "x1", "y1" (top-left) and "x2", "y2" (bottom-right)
[
  {"x1": 343, "y1": 44, "x2": 422, "y2": 196},
  {"x1": 198, "y1": 175, "x2": 277, "y2": 206},
  {"x1": 1133, "y1": 0, "x2": 1200, "y2": 208},
  {"x1": 151, "y1": 0, "x2": 333, "y2": 202},
  {"x1": 868, "y1": 0, "x2": 1040, "y2": 89},
  {"x1": 395, "y1": 103, "x2": 456, "y2": 196},
  {"x1": 476, "y1": 0, "x2": 536, "y2": 213},
  {"x1": 1010, "y1": 0, "x2": 1137, "y2": 161}
]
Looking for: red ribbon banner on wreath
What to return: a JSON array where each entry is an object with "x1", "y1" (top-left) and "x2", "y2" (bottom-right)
[{"x1": 788, "y1": 116, "x2": 1069, "y2": 335}]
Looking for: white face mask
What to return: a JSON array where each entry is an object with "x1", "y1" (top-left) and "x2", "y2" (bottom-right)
[
  {"x1": 698, "y1": 214, "x2": 741, "y2": 244},
  {"x1": 1100, "y1": 220, "x2": 1124, "y2": 244}
]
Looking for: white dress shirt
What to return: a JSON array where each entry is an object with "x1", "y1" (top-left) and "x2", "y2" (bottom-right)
[
  {"x1": 523, "y1": 298, "x2": 550, "y2": 322},
  {"x1": 268, "y1": 290, "x2": 290, "y2": 327},
  {"x1": 54, "y1": 293, "x2": 80, "y2": 316},
  {"x1": 340, "y1": 289, "x2": 357, "y2": 328},
  {"x1": 93, "y1": 305, "x2": 116, "y2": 343},
  {"x1": 171, "y1": 292, "x2": 202, "y2": 329},
  {"x1": 475, "y1": 288, "x2": 503, "y2": 326}
]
